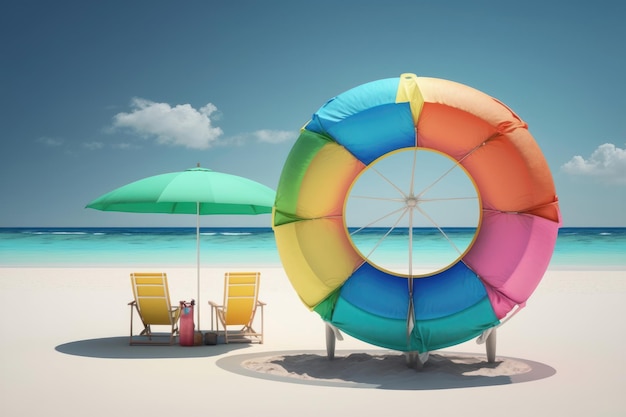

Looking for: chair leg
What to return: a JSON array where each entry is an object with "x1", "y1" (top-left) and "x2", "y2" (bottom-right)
[
  {"x1": 129, "y1": 303, "x2": 134, "y2": 345},
  {"x1": 129, "y1": 304, "x2": 149, "y2": 344},
  {"x1": 217, "y1": 312, "x2": 226, "y2": 344},
  {"x1": 258, "y1": 304, "x2": 264, "y2": 344}
]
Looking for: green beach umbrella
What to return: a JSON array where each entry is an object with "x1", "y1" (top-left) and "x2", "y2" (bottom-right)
[{"x1": 86, "y1": 165, "x2": 276, "y2": 330}]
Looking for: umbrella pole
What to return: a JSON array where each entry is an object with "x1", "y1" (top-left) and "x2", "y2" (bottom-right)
[{"x1": 196, "y1": 201, "x2": 201, "y2": 332}]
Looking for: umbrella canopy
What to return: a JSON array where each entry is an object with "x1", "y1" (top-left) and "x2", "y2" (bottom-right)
[
  {"x1": 86, "y1": 166, "x2": 275, "y2": 329},
  {"x1": 87, "y1": 166, "x2": 275, "y2": 215}
]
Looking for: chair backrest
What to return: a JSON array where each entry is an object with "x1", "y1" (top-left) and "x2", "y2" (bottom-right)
[
  {"x1": 130, "y1": 272, "x2": 175, "y2": 325},
  {"x1": 223, "y1": 272, "x2": 260, "y2": 326}
]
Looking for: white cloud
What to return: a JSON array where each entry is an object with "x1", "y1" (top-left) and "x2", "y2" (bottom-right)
[
  {"x1": 561, "y1": 143, "x2": 626, "y2": 184},
  {"x1": 37, "y1": 136, "x2": 64, "y2": 147},
  {"x1": 222, "y1": 129, "x2": 297, "y2": 146},
  {"x1": 253, "y1": 129, "x2": 297, "y2": 144},
  {"x1": 83, "y1": 141, "x2": 104, "y2": 150},
  {"x1": 112, "y1": 143, "x2": 137, "y2": 150},
  {"x1": 112, "y1": 98, "x2": 223, "y2": 149}
]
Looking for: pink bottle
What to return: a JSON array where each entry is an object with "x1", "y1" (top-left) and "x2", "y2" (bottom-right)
[{"x1": 179, "y1": 300, "x2": 195, "y2": 346}]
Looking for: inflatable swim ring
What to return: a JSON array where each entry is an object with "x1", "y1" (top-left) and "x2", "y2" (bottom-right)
[{"x1": 272, "y1": 74, "x2": 561, "y2": 353}]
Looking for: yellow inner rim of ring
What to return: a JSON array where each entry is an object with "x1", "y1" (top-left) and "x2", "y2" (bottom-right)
[{"x1": 343, "y1": 147, "x2": 483, "y2": 278}]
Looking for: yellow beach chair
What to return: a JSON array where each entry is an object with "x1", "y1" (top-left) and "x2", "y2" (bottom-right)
[
  {"x1": 209, "y1": 272, "x2": 265, "y2": 344},
  {"x1": 129, "y1": 272, "x2": 181, "y2": 345}
]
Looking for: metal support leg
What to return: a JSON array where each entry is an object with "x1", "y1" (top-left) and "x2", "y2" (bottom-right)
[
  {"x1": 405, "y1": 351, "x2": 429, "y2": 370},
  {"x1": 486, "y1": 327, "x2": 497, "y2": 363},
  {"x1": 325, "y1": 323, "x2": 336, "y2": 360}
]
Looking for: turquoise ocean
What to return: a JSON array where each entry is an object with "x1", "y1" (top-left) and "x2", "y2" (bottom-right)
[{"x1": 0, "y1": 227, "x2": 624, "y2": 270}]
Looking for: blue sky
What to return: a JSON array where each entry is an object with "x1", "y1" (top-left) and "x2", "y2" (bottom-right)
[{"x1": 1, "y1": 0, "x2": 624, "y2": 228}]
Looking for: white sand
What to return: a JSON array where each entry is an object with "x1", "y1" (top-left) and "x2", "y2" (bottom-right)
[{"x1": 1, "y1": 267, "x2": 625, "y2": 416}]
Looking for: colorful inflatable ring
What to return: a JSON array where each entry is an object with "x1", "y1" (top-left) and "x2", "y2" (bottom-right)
[{"x1": 272, "y1": 74, "x2": 561, "y2": 352}]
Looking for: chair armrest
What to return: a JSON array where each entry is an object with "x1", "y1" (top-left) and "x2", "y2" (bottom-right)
[
  {"x1": 128, "y1": 300, "x2": 137, "y2": 306},
  {"x1": 208, "y1": 301, "x2": 221, "y2": 308},
  {"x1": 257, "y1": 300, "x2": 266, "y2": 307},
  {"x1": 171, "y1": 306, "x2": 182, "y2": 321}
]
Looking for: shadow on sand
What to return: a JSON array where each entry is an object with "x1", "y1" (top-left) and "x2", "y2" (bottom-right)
[
  {"x1": 217, "y1": 349, "x2": 556, "y2": 390},
  {"x1": 55, "y1": 336, "x2": 249, "y2": 359}
]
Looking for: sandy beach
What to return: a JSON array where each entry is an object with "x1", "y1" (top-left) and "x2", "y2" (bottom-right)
[{"x1": 1, "y1": 266, "x2": 624, "y2": 416}]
